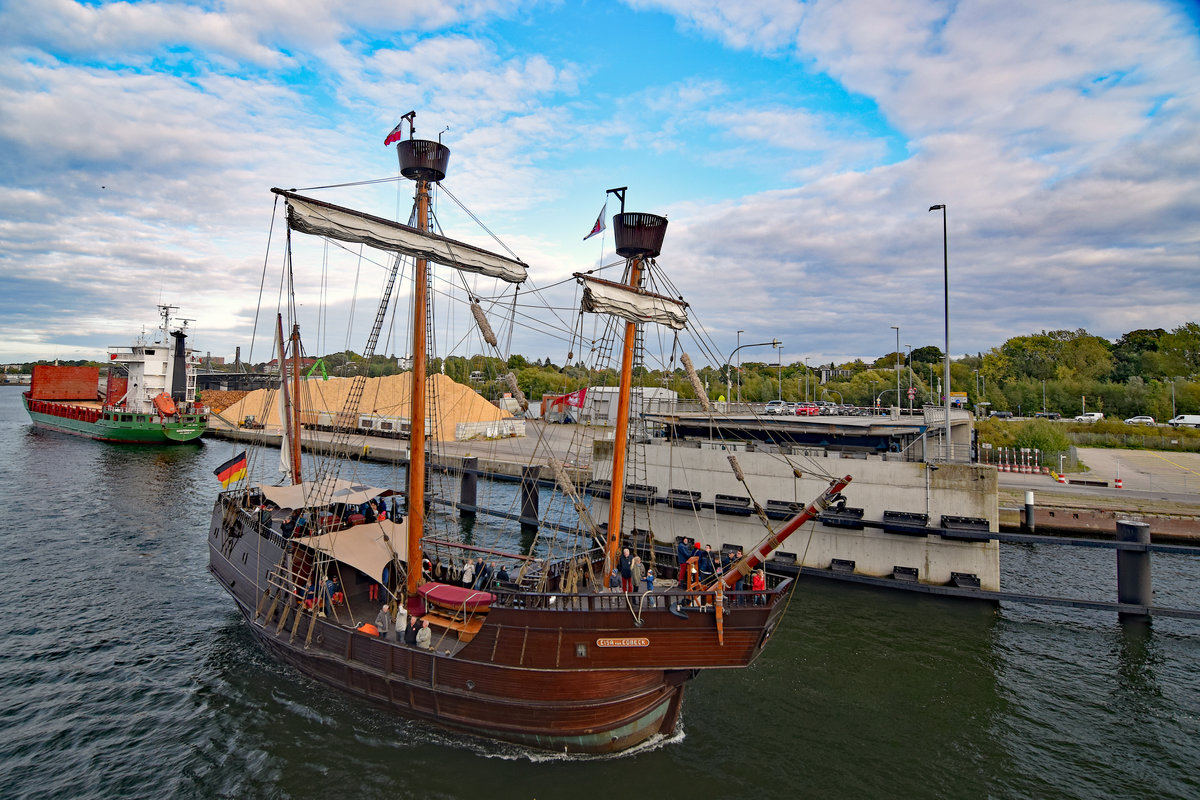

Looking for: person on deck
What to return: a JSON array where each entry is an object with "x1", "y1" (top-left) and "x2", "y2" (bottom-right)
[
  {"x1": 631, "y1": 556, "x2": 645, "y2": 593},
  {"x1": 698, "y1": 545, "x2": 716, "y2": 584},
  {"x1": 475, "y1": 561, "x2": 494, "y2": 590},
  {"x1": 374, "y1": 497, "x2": 388, "y2": 521},
  {"x1": 281, "y1": 510, "x2": 299, "y2": 538},
  {"x1": 496, "y1": 564, "x2": 510, "y2": 583},
  {"x1": 618, "y1": 548, "x2": 634, "y2": 593},
  {"x1": 752, "y1": 569, "x2": 766, "y2": 605},
  {"x1": 461, "y1": 559, "x2": 476, "y2": 588},
  {"x1": 416, "y1": 619, "x2": 432, "y2": 650},
  {"x1": 394, "y1": 603, "x2": 408, "y2": 643},
  {"x1": 405, "y1": 614, "x2": 420, "y2": 645},
  {"x1": 374, "y1": 604, "x2": 390, "y2": 639},
  {"x1": 360, "y1": 501, "x2": 376, "y2": 523}
]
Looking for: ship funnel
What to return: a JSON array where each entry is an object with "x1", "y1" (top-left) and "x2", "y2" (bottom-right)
[
  {"x1": 397, "y1": 139, "x2": 450, "y2": 183},
  {"x1": 613, "y1": 212, "x2": 668, "y2": 259}
]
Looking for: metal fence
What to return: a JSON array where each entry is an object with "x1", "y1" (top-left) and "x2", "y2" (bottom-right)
[{"x1": 1069, "y1": 432, "x2": 1200, "y2": 452}]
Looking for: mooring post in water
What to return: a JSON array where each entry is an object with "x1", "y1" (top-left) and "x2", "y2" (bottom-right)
[
  {"x1": 458, "y1": 456, "x2": 478, "y2": 518},
  {"x1": 1024, "y1": 490, "x2": 1035, "y2": 534},
  {"x1": 1116, "y1": 519, "x2": 1152, "y2": 622},
  {"x1": 520, "y1": 465, "x2": 541, "y2": 532}
]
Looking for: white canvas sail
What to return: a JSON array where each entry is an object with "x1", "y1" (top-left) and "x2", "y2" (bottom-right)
[
  {"x1": 277, "y1": 369, "x2": 292, "y2": 478},
  {"x1": 278, "y1": 191, "x2": 528, "y2": 284},
  {"x1": 578, "y1": 275, "x2": 688, "y2": 330}
]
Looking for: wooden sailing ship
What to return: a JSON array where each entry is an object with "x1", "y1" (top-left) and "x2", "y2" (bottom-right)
[{"x1": 208, "y1": 113, "x2": 851, "y2": 753}]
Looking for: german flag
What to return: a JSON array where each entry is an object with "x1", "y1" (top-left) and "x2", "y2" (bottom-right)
[{"x1": 213, "y1": 451, "x2": 248, "y2": 488}]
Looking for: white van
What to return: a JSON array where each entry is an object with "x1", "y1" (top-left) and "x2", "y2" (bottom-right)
[
  {"x1": 1075, "y1": 412, "x2": 1103, "y2": 423},
  {"x1": 1167, "y1": 414, "x2": 1200, "y2": 428}
]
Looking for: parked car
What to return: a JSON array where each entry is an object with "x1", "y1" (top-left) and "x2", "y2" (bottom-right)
[
  {"x1": 764, "y1": 400, "x2": 792, "y2": 415},
  {"x1": 1168, "y1": 414, "x2": 1200, "y2": 428},
  {"x1": 794, "y1": 403, "x2": 820, "y2": 416},
  {"x1": 1035, "y1": 411, "x2": 1061, "y2": 420},
  {"x1": 1124, "y1": 415, "x2": 1156, "y2": 425},
  {"x1": 1075, "y1": 412, "x2": 1104, "y2": 423}
]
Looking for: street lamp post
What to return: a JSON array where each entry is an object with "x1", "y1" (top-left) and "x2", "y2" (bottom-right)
[
  {"x1": 905, "y1": 344, "x2": 913, "y2": 413},
  {"x1": 804, "y1": 357, "x2": 810, "y2": 402},
  {"x1": 869, "y1": 380, "x2": 878, "y2": 407},
  {"x1": 776, "y1": 341, "x2": 783, "y2": 401},
  {"x1": 929, "y1": 203, "x2": 951, "y2": 460},
  {"x1": 890, "y1": 325, "x2": 900, "y2": 412},
  {"x1": 729, "y1": 331, "x2": 739, "y2": 407},
  {"x1": 725, "y1": 338, "x2": 779, "y2": 409}
]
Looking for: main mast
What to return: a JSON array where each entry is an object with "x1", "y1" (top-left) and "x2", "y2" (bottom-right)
[
  {"x1": 394, "y1": 114, "x2": 451, "y2": 600},
  {"x1": 601, "y1": 190, "x2": 669, "y2": 578}
]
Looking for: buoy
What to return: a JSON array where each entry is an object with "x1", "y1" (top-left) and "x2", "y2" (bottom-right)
[{"x1": 1115, "y1": 477, "x2": 1123, "y2": 489}]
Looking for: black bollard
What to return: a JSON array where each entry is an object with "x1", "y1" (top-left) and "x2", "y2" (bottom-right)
[
  {"x1": 1023, "y1": 490, "x2": 1035, "y2": 534},
  {"x1": 457, "y1": 456, "x2": 478, "y2": 518},
  {"x1": 1116, "y1": 519, "x2": 1152, "y2": 623},
  {"x1": 520, "y1": 465, "x2": 541, "y2": 533}
]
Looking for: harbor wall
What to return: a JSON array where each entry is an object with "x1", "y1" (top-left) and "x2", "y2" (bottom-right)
[{"x1": 594, "y1": 443, "x2": 1001, "y2": 590}]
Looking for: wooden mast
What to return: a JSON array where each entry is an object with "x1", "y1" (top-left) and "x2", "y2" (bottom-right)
[
  {"x1": 406, "y1": 181, "x2": 429, "y2": 599},
  {"x1": 275, "y1": 313, "x2": 301, "y2": 485},
  {"x1": 289, "y1": 321, "x2": 304, "y2": 484},
  {"x1": 602, "y1": 255, "x2": 643, "y2": 578}
]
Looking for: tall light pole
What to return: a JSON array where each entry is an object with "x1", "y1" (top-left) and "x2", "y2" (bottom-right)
[
  {"x1": 804, "y1": 356, "x2": 810, "y2": 402},
  {"x1": 905, "y1": 344, "x2": 913, "y2": 412},
  {"x1": 725, "y1": 338, "x2": 778, "y2": 408},
  {"x1": 736, "y1": 329, "x2": 744, "y2": 404},
  {"x1": 929, "y1": 203, "x2": 951, "y2": 460},
  {"x1": 890, "y1": 325, "x2": 900, "y2": 411},
  {"x1": 776, "y1": 341, "x2": 783, "y2": 401}
]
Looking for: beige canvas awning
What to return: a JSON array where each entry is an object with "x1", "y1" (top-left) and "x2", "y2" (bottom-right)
[
  {"x1": 293, "y1": 518, "x2": 409, "y2": 582},
  {"x1": 259, "y1": 479, "x2": 395, "y2": 511}
]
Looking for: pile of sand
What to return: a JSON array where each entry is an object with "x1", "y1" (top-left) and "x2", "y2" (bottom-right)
[
  {"x1": 199, "y1": 389, "x2": 250, "y2": 414},
  {"x1": 219, "y1": 372, "x2": 511, "y2": 440}
]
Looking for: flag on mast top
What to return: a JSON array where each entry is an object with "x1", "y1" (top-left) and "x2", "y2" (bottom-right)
[
  {"x1": 583, "y1": 202, "x2": 607, "y2": 241},
  {"x1": 384, "y1": 121, "x2": 405, "y2": 146}
]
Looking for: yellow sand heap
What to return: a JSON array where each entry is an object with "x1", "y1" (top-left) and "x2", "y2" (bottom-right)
[{"x1": 220, "y1": 372, "x2": 514, "y2": 440}]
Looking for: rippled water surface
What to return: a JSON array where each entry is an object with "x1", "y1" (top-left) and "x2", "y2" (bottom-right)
[{"x1": 1, "y1": 388, "x2": 1198, "y2": 800}]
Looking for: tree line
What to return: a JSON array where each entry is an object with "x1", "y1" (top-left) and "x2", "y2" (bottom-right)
[{"x1": 14, "y1": 321, "x2": 1197, "y2": 419}]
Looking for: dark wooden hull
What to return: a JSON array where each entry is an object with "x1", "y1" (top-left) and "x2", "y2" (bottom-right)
[{"x1": 209, "y1": 494, "x2": 791, "y2": 753}]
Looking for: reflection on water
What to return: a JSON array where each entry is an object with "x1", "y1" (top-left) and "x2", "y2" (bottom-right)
[{"x1": 1, "y1": 389, "x2": 1199, "y2": 800}]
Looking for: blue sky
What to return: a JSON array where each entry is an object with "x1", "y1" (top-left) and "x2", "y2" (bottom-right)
[{"x1": 1, "y1": 0, "x2": 1198, "y2": 371}]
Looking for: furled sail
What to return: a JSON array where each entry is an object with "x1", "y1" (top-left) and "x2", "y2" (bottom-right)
[
  {"x1": 274, "y1": 189, "x2": 528, "y2": 284},
  {"x1": 577, "y1": 275, "x2": 688, "y2": 330}
]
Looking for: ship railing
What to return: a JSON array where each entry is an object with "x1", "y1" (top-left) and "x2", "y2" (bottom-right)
[{"x1": 483, "y1": 583, "x2": 785, "y2": 612}]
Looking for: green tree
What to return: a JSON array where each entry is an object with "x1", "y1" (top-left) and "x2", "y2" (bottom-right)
[{"x1": 1160, "y1": 322, "x2": 1200, "y2": 376}]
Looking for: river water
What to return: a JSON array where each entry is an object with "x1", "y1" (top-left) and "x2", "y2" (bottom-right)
[{"x1": 1, "y1": 386, "x2": 1198, "y2": 800}]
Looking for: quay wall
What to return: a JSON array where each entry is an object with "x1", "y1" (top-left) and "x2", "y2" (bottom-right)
[{"x1": 593, "y1": 443, "x2": 1001, "y2": 591}]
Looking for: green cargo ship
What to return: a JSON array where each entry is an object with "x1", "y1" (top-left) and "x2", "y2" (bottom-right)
[{"x1": 21, "y1": 305, "x2": 208, "y2": 444}]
